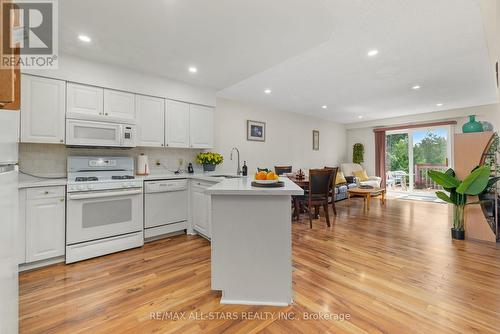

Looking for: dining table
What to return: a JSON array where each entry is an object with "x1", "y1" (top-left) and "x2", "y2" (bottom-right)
[{"x1": 285, "y1": 174, "x2": 309, "y2": 189}]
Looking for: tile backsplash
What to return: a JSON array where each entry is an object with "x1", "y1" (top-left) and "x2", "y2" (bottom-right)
[{"x1": 19, "y1": 143, "x2": 202, "y2": 177}]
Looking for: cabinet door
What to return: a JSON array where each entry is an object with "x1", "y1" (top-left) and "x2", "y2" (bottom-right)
[
  {"x1": 166, "y1": 100, "x2": 189, "y2": 147},
  {"x1": 190, "y1": 105, "x2": 214, "y2": 148},
  {"x1": 67, "y1": 83, "x2": 104, "y2": 119},
  {"x1": 191, "y1": 185, "x2": 209, "y2": 237},
  {"x1": 104, "y1": 89, "x2": 136, "y2": 123},
  {"x1": 136, "y1": 95, "x2": 165, "y2": 147},
  {"x1": 26, "y1": 196, "x2": 65, "y2": 262},
  {"x1": 21, "y1": 75, "x2": 66, "y2": 144}
]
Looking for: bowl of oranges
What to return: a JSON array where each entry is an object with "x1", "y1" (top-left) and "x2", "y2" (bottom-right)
[{"x1": 254, "y1": 170, "x2": 280, "y2": 184}]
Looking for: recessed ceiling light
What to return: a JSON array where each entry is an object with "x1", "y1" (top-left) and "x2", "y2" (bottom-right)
[
  {"x1": 78, "y1": 34, "x2": 91, "y2": 43},
  {"x1": 358, "y1": 115, "x2": 364, "y2": 119},
  {"x1": 436, "y1": 103, "x2": 443, "y2": 107},
  {"x1": 188, "y1": 66, "x2": 198, "y2": 73},
  {"x1": 412, "y1": 85, "x2": 421, "y2": 90},
  {"x1": 367, "y1": 49, "x2": 379, "y2": 57},
  {"x1": 264, "y1": 89, "x2": 272, "y2": 95},
  {"x1": 322, "y1": 105, "x2": 328, "y2": 109}
]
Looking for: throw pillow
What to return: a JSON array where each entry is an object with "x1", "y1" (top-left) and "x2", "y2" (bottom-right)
[
  {"x1": 336, "y1": 171, "x2": 347, "y2": 184},
  {"x1": 353, "y1": 170, "x2": 369, "y2": 182}
]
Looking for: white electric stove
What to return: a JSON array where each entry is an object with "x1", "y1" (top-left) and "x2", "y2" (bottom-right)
[{"x1": 66, "y1": 156, "x2": 144, "y2": 263}]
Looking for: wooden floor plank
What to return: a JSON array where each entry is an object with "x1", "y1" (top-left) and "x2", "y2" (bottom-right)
[{"x1": 19, "y1": 198, "x2": 500, "y2": 333}]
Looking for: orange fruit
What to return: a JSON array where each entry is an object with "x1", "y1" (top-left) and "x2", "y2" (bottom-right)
[
  {"x1": 266, "y1": 171, "x2": 277, "y2": 180},
  {"x1": 256, "y1": 171, "x2": 267, "y2": 180}
]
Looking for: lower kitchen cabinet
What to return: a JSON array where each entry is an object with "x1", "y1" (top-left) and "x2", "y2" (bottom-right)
[
  {"x1": 191, "y1": 181, "x2": 214, "y2": 239},
  {"x1": 19, "y1": 186, "x2": 66, "y2": 266}
]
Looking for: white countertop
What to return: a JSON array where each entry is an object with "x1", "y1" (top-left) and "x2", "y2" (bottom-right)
[
  {"x1": 206, "y1": 177, "x2": 304, "y2": 196},
  {"x1": 18, "y1": 174, "x2": 67, "y2": 189}
]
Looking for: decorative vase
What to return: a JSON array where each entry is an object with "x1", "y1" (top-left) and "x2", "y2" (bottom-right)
[
  {"x1": 462, "y1": 115, "x2": 484, "y2": 133},
  {"x1": 203, "y1": 164, "x2": 216, "y2": 172},
  {"x1": 480, "y1": 121, "x2": 494, "y2": 132}
]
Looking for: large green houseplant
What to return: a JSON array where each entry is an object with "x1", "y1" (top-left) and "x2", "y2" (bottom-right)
[
  {"x1": 353, "y1": 143, "x2": 364, "y2": 164},
  {"x1": 428, "y1": 165, "x2": 492, "y2": 240}
]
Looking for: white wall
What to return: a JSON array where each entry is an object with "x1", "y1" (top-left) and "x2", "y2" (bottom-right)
[
  {"x1": 23, "y1": 54, "x2": 216, "y2": 107},
  {"x1": 346, "y1": 103, "x2": 500, "y2": 176},
  {"x1": 213, "y1": 98, "x2": 347, "y2": 174}
]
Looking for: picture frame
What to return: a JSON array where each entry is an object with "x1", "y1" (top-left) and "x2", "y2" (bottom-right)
[
  {"x1": 247, "y1": 120, "x2": 266, "y2": 142},
  {"x1": 313, "y1": 130, "x2": 319, "y2": 150}
]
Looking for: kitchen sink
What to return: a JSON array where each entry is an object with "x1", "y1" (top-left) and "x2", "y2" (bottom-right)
[{"x1": 211, "y1": 175, "x2": 242, "y2": 179}]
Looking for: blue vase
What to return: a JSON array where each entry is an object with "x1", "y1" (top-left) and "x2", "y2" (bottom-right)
[
  {"x1": 203, "y1": 164, "x2": 216, "y2": 172},
  {"x1": 462, "y1": 115, "x2": 484, "y2": 133}
]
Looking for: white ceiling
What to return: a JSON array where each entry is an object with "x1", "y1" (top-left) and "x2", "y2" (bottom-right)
[{"x1": 60, "y1": 0, "x2": 498, "y2": 124}]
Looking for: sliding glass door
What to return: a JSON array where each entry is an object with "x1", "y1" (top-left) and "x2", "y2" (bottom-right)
[{"x1": 386, "y1": 125, "x2": 452, "y2": 197}]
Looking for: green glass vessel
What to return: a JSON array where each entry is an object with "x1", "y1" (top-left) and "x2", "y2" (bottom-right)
[{"x1": 462, "y1": 115, "x2": 484, "y2": 133}]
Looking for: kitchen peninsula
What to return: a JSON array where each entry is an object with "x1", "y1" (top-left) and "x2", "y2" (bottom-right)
[{"x1": 206, "y1": 177, "x2": 303, "y2": 306}]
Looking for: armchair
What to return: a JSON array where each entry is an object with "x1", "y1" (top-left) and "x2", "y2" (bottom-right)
[{"x1": 341, "y1": 163, "x2": 382, "y2": 188}]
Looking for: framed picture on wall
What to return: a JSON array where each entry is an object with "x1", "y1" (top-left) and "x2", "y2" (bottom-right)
[
  {"x1": 247, "y1": 120, "x2": 266, "y2": 142},
  {"x1": 313, "y1": 130, "x2": 319, "y2": 150}
]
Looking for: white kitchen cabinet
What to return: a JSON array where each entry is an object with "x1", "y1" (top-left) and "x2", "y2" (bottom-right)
[
  {"x1": 66, "y1": 83, "x2": 104, "y2": 120},
  {"x1": 189, "y1": 105, "x2": 214, "y2": 148},
  {"x1": 21, "y1": 75, "x2": 66, "y2": 144},
  {"x1": 191, "y1": 181, "x2": 213, "y2": 239},
  {"x1": 166, "y1": 100, "x2": 189, "y2": 148},
  {"x1": 24, "y1": 186, "x2": 66, "y2": 263},
  {"x1": 104, "y1": 89, "x2": 136, "y2": 124},
  {"x1": 136, "y1": 95, "x2": 165, "y2": 147}
]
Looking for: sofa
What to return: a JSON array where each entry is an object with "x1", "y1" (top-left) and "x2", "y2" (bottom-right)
[
  {"x1": 341, "y1": 163, "x2": 382, "y2": 188},
  {"x1": 334, "y1": 176, "x2": 358, "y2": 201}
]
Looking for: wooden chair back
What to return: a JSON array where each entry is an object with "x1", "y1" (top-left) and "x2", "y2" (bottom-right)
[
  {"x1": 275, "y1": 165, "x2": 292, "y2": 175},
  {"x1": 308, "y1": 169, "x2": 334, "y2": 198}
]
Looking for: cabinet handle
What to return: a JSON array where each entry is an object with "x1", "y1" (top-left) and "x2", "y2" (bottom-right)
[
  {"x1": 60, "y1": 139, "x2": 64, "y2": 143},
  {"x1": 105, "y1": 113, "x2": 108, "y2": 116},
  {"x1": 44, "y1": 191, "x2": 49, "y2": 195},
  {"x1": 60, "y1": 198, "x2": 64, "y2": 202}
]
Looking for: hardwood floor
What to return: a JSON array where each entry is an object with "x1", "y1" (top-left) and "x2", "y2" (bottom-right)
[{"x1": 19, "y1": 198, "x2": 500, "y2": 334}]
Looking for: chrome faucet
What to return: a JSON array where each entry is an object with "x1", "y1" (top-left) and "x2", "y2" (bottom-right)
[{"x1": 230, "y1": 147, "x2": 241, "y2": 175}]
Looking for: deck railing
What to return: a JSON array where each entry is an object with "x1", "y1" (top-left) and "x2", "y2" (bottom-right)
[{"x1": 414, "y1": 163, "x2": 448, "y2": 189}]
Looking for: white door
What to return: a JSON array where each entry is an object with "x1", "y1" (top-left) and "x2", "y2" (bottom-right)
[
  {"x1": 190, "y1": 105, "x2": 214, "y2": 148},
  {"x1": 21, "y1": 75, "x2": 66, "y2": 144},
  {"x1": 67, "y1": 83, "x2": 104, "y2": 120},
  {"x1": 191, "y1": 182, "x2": 212, "y2": 238},
  {"x1": 136, "y1": 95, "x2": 165, "y2": 147},
  {"x1": 26, "y1": 196, "x2": 65, "y2": 262},
  {"x1": 166, "y1": 100, "x2": 189, "y2": 148},
  {"x1": 104, "y1": 89, "x2": 136, "y2": 123}
]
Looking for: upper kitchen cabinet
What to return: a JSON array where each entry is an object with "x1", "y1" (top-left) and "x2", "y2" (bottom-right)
[
  {"x1": 189, "y1": 105, "x2": 214, "y2": 148},
  {"x1": 166, "y1": 100, "x2": 189, "y2": 147},
  {"x1": 136, "y1": 95, "x2": 165, "y2": 147},
  {"x1": 103, "y1": 89, "x2": 136, "y2": 124},
  {"x1": 67, "y1": 83, "x2": 104, "y2": 120},
  {"x1": 21, "y1": 75, "x2": 66, "y2": 144}
]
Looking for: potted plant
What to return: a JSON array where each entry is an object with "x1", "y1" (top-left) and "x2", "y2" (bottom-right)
[
  {"x1": 196, "y1": 152, "x2": 223, "y2": 172},
  {"x1": 428, "y1": 165, "x2": 491, "y2": 240},
  {"x1": 353, "y1": 143, "x2": 364, "y2": 164}
]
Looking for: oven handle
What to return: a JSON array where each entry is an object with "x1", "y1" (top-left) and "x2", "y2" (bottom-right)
[{"x1": 68, "y1": 189, "x2": 143, "y2": 200}]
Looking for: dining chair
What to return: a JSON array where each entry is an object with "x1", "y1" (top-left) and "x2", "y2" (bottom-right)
[
  {"x1": 293, "y1": 169, "x2": 334, "y2": 228},
  {"x1": 324, "y1": 166, "x2": 339, "y2": 216},
  {"x1": 275, "y1": 165, "x2": 292, "y2": 175}
]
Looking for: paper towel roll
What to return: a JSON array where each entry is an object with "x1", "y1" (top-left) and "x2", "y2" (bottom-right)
[{"x1": 136, "y1": 154, "x2": 150, "y2": 175}]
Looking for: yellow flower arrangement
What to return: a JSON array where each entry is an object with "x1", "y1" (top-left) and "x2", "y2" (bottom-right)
[{"x1": 196, "y1": 152, "x2": 223, "y2": 165}]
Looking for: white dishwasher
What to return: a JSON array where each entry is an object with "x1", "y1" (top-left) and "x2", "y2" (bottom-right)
[{"x1": 144, "y1": 179, "x2": 188, "y2": 240}]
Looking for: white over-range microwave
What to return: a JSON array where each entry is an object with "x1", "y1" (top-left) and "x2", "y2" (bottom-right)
[{"x1": 66, "y1": 119, "x2": 136, "y2": 148}]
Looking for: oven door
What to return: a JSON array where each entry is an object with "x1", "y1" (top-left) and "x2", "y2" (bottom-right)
[
  {"x1": 66, "y1": 119, "x2": 123, "y2": 147},
  {"x1": 66, "y1": 188, "x2": 143, "y2": 245}
]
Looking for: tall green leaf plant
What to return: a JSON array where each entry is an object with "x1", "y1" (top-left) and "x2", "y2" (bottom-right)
[{"x1": 428, "y1": 165, "x2": 491, "y2": 232}]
